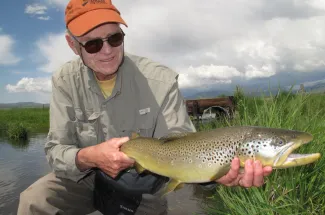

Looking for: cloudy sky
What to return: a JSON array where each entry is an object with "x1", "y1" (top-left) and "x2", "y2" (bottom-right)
[{"x1": 1, "y1": 0, "x2": 325, "y2": 103}]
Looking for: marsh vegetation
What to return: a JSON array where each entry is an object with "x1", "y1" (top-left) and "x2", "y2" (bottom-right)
[{"x1": 197, "y1": 89, "x2": 325, "y2": 215}]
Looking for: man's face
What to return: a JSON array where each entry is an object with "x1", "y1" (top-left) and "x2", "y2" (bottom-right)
[{"x1": 67, "y1": 23, "x2": 124, "y2": 80}]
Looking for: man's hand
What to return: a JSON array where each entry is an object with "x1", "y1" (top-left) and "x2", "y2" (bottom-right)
[
  {"x1": 76, "y1": 137, "x2": 135, "y2": 178},
  {"x1": 216, "y1": 157, "x2": 273, "y2": 187}
]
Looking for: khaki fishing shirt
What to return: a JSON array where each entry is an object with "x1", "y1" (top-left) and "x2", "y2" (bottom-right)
[{"x1": 45, "y1": 53, "x2": 196, "y2": 183}]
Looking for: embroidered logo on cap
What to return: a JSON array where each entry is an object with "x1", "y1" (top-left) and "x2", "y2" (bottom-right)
[{"x1": 82, "y1": 0, "x2": 107, "y2": 6}]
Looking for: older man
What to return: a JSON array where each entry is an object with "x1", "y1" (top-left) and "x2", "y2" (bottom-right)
[{"x1": 17, "y1": 0, "x2": 272, "y2": 214}]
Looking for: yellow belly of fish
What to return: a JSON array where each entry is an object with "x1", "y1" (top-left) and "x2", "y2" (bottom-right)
[{"x1": 128, "y1": 150, "x2": 228, "y2": 183}]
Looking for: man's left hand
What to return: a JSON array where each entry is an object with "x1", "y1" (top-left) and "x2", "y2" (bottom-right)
[{"x1": 216, "y1": 157, "x2": 273, "y2": 187}]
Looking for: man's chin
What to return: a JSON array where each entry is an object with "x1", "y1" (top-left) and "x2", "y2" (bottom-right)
[{"x1": 93, "y1": 69, "x2": 118, "y2": 80}]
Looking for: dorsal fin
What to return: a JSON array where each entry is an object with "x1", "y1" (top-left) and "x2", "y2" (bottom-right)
[
  {"x1": 130, "y1": 132, "x2": 140, "y2": 139},
  {"x1": 158, "y1": 132, "x2": 193, "y2": 143}
]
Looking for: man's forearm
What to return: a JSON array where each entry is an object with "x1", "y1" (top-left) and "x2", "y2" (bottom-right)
[{"x1": 75, "y1": 146, "x2": 98, "y2": 171}]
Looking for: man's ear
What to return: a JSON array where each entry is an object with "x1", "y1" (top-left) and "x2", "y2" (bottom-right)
[{"x1": 65, "y1": 34, "x2": 80, "y2": 55}]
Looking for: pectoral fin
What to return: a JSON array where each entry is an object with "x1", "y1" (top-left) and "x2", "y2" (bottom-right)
[
  {"x1": 134, "y1": 162, "x2": 146, "y2": 174},
  {"x1": 154, "y1": 179, "x2": 184, "y2": 197}
]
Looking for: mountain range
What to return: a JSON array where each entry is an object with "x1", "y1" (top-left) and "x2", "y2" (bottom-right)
[{"x1": 1, "y1": 82, "x2": 324, "y2": 108}]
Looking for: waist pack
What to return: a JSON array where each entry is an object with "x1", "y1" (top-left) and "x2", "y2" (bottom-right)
[{"x1": 93, "y1": 170, "x2": 142, "y2": 215}]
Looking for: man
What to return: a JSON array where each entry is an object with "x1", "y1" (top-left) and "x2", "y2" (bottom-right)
[{"x1": 17, "y1": 0, "x2": 272, "y2": 214}]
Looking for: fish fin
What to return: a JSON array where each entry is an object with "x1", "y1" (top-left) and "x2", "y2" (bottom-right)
[
  {"x1": 159, "y1": 132, "x2": 193, "y2": 143},
  {"x1": 154, "y1": 179, "x2": 183, "y2": 197},
  {"x1": 174, "y1": 183, "x2": 185, "y2": 191},
  {"x1": 131, "y1": 132, "x2": 140, "y2": 139},
  {"x1": 134, "y1": 162, "x2": 146, "y2": 174}
]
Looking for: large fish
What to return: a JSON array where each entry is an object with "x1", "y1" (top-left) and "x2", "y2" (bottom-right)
[{"x1": 120, "y1": 126, "x2": 321, "y2": 196}]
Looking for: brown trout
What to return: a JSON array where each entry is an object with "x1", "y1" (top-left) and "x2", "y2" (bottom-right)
[{"x1": 120, "y1": 126, "x2": 321, "y2": 196}]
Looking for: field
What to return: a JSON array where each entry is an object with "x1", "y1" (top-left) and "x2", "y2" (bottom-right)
[
  {"x1": 0, "y1": 89, "x2": 324, "y2": 214},
  {"x1": 197, "y1": 89, "x2": 325, "y2": 215},
  {"x1": 0, "y1": 107, "x2": 49, "y2": 140}
]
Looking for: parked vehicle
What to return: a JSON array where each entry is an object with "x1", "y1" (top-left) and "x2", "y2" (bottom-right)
[{"x1": 185, "y1": 96, "x2": 236, "y2": 123}]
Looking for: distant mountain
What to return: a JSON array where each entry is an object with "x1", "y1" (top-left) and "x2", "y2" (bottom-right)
[
  {"x1": 184, "y1": 90, "x2": 233, "y2": 99},
  {"x1": 305, "y1": 82, "x2": 325, "y2": 93},
  {"x1": 0, "y1": 102, "x2": 49, "y2": 109},
  {"x1": 1, "y1": 81, "x2": 324, "y2": 107}
]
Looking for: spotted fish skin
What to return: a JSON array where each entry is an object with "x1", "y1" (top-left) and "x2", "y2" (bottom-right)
[{"x1": 120, "y1": 126, "x2": 320, "y2": 196}]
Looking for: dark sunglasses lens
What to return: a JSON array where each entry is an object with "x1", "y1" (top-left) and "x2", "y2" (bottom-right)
[
  {"x1": 84, "y1": 39, "x2": 103, "y2": 53},
  {"x1": 83, "y1": 32, "x2": 124, "y2": 53},
  {"x1": 107, "y1": 32, "x2": 124, "y2": 47}
]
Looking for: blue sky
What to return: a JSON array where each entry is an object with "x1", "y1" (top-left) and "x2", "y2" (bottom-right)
[
  {"x1": 0, "y1": 0, "x2": 67, "y2": 103},
  {"x1": 1, "y1": 0, "x2": 325, "y2": 103}
]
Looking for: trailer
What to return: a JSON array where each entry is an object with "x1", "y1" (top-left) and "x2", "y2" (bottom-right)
[{"x1": 185, "y1": 96, "x2": 236, "y2": 122}]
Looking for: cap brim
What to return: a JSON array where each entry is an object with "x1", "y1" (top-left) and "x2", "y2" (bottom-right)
[{"x1": 68, "y1": 8, "x2": 127, "y2": 36}]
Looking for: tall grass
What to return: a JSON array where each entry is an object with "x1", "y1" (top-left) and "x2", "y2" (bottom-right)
[
  {"x1": 0, "y1": 108, "x2": 49, "y2": 140},
  {"x1": 199, "y1": 89, "x2": 325, "y2": 215}
]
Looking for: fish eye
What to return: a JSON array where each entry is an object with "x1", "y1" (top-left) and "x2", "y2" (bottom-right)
[{"x1": 271, "y1": 137, "x2": 285, "y2": 146}]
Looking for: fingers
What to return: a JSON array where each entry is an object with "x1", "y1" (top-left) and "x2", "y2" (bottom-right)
[
  {"x1": 252, "y1": 160, "x2": 264, "y2": 187},
  {"x1": 263, "y1": 166, "x2": 273, "y2": 176},
  {"x1": 216, "y1": 157, "x2": 240, "y2": 185},
  {"x1": 111, "y1": 136, "x2": 130, "y2": 148},
  {"x1": 239, "y1": 160, "x2": 254, "y2": 187},
  {"x1": 96, "y1": 137, "x2": 134, "y2": 178},
  {"x1": 225, "y1": 157, "x2": 241, "y2": 183},
  {"x1": 239, "y1": 160, "x2": 273, "y2": 188}
]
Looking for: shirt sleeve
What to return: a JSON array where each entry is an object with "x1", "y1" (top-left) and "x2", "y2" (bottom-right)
[
  {"x1": 44, "y1": 75, "x2": 90, "y2": 182},
  {"x1": 153, "y1": 78, "x2": 197, "y2": 138},
  {"x1": 153, "y1": 78, "x2": 218, "y2": 191}
]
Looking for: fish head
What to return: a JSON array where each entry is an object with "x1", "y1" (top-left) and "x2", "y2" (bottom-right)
[{"x1": 238, "y1": 127, "x2": 321, "y2": 168}]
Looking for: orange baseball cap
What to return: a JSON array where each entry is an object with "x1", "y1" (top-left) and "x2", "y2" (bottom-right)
[{"x1": 65, "y1": 0, "x2": 128, "y2": 36}]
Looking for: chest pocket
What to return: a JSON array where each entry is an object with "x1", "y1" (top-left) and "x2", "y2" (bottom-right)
[
  {"x1": 119, "y1": 110, "x2": 156, "y2": 139},
  {"x1": 74, "y1": 108, "x2": 100, "y2": 147}
]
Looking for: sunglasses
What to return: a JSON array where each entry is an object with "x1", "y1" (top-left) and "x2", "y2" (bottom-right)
[{"x1": 76, "y1": 31, "x2": 125, "y2": 54}]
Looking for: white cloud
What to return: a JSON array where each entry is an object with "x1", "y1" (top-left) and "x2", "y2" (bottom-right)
[
  {"x1": 178, "y1": 65, "x2": 242, "y2": 88},
  {"x1": 25, "y1": 4, "x2": 47, "y2": 15},
  {"x1": 35, "y1": 32, "x2": 77, "y2": 73},
  {"x1": 6, "y1": 77, "x2": 51, "y2": 93},
  {"x1": 306, "y1": 0, "x2": 325, "y2": 10},
  {"x1": 38, "y1": 16, "x2": 50, "y2": 21},
  {"x1": 0, "y1": 34, "x2": 20, "y2": 65},
  {"x1": 33, "y1": 0, "x2": 325, "y2": 91},
  {"x1": 25, "y1": 4, "x2": 51, "y2": 20},
  {"x1": 113, "y1": 0, "x2": 325, "y2": 89},
  {"x1": 47, "y1": 0, "x2": 67, "y2": 8}
]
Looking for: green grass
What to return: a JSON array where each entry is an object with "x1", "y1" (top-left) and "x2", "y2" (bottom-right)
[
  {"x1": 0, "y1": 107, "x2": 49, "y2": 140},
  {"x1": 198, "y1": 89, "x2": 325, "y2": 215}
]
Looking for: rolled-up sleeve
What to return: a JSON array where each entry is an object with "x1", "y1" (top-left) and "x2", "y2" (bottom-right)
[{"x1": 44, "y1": 75, "x2": 89, "y2": 182}]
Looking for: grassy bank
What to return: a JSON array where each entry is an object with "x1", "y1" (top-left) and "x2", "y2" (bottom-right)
[
  {"x1": 199, "y1": 90, "x2": 325, "y2": 215},
  {"x1": 0, "y1": 108, "x2": 49, "y2": 139}
]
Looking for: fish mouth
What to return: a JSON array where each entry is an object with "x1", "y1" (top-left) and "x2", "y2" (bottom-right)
[{"x1": 273, "y1": 132, "x2": 321, "y2": 168}]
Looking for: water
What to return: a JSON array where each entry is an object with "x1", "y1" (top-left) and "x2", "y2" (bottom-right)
[
  {"x1": 0, "y1": 133, "x2": 211, "y2": 215},
  {"x1": 0, "y1": 133, "x2": 51, "y2": 215}
]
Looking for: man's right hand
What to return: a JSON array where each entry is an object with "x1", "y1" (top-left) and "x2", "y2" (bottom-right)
[{"x1": 76, "y1": 137, "x2": 135, "y2": 178}]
